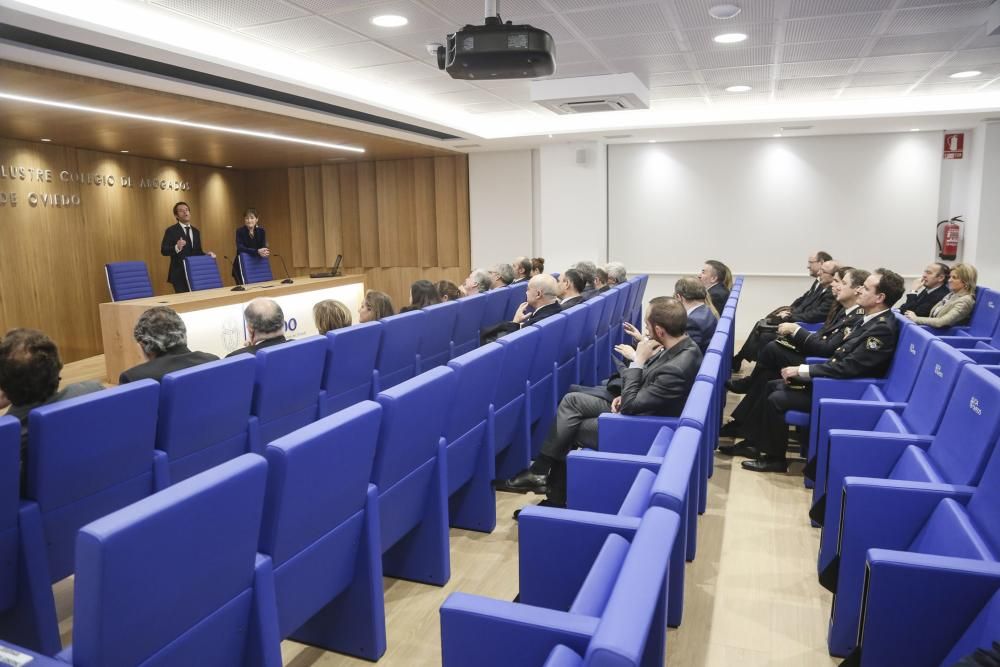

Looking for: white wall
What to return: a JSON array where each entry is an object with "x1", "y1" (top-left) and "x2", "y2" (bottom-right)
[
  {"x1": 963, "y1": 121, "x2": 1000, "y2": 286},
  {"x1": 468, "y1": 150, "x2": 534, "y2": 269}
]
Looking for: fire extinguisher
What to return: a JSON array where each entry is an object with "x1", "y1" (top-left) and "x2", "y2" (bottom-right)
[{"x1": 937, "y1": 215, "x2": 963, "y2": 261}]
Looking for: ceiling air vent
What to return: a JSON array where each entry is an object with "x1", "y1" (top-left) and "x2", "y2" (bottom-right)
[{"x1": 531, "y1": 73, "x2": 650, "y2": 115}]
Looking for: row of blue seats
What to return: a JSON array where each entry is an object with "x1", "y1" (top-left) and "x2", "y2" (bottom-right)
[
  {"x1": 0, "y1": 277, "x2": 649, "y2": 661},
  {"x1": 775, "y1": 288, "x2": 1000, "y2": 663},
  {"x1": 106, "y1": 254, "x2": 277, "y2": 300},
  {"x1": 438, "y1": 279, "x2": 747, "y2": 666}
]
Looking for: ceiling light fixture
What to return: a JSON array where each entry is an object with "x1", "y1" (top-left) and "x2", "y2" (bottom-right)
[
  {"x1": 225, "y1": 165, "x2": 233, "y2": 169},
  {"x1": 120, "y1": 150, "x2": 129, "y2": 153},
  {"x1": 40, "y1": 138, "x2": 52, "y2": 142},
  {"x1": 0, "y1": 92, "x2": 366, "y2": 154},
  {"x1": 713, "y1": 33, "x2": 747, "y2": 44},
  {"x1": 648, "y1": 140, "x2": 655, "y2": 143},
  {"x1": 709, "y1": 4, "x2": 742, "y2": 20},
  {"x1": 726, "y1": 85, "x2": 752, "y2": 92},
  {"x1": 179, "y1": 158, "x2": 188, "y2": 162},
  {"x1": 950, "y1": 70, "x2": 982, "y2": 79},
  {"x1": 910, "y1": 128, "x2": 920, "y2": 132},
  {"x1": 371, "y1": 14, "x2": 408, "y2": 28},
  {"x1": 773, "y1": 133, "x2": 781, "y2": 137}
]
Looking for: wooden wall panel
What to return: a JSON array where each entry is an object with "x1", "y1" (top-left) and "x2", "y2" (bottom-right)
[
  {"x1": 356, "y1": 162, "x2": 380, "y2": 268},
  {"x1": 375, "y1": 161, "x2": 398, "y2": 266},
  {"x1": 454, "y1": 155, "x2": 471, "y2": 269},
  {"x1": 394, "y1": 161, "x2": 418, "y2": 267},
  {"x1": 303, "y1": 166, "x2": 325, "y2": 268},
  {"x1": 287, "y1": 168, "x2": 307, "y2": 267},
  {"x1": 321, "y1": 165, "x2": 341, "y2": 266},
  {"x1": 413, "y1": 158, "x2": 437, "y2": 267},
  {"x1": 245, "y1": 168, "x2": 290, "y2": 264},
  {"x1": 434, "y1": 156, "x2": 459, "y2": 268}
]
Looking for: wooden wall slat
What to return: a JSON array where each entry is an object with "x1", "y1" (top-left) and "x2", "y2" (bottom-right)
[
  {"x1": 246, "y1": 169, "x2": 290, "y2": 265},
  {"x1": 303, "y1": 165, "x2": 325, "y2": 268},
  {"x1": 434, "y1": 156, "x2": 459, "y2": 267},
  {"x1": 337, "y1": 163, "x2": 362, "y2": 268},
  {"x1": 394, "y1": 160, "x2": 418, "y2": 267},
  {"x1": 454, "y1": 155, "x2": 471, "y2": 270},
  {"x1": 321, "y1": 165, "x2": 342, "y2": 266},
  {"x1": 375, "y1": 161, "x2": 398, "y2": 266},
  {"x1": 287, "y1": 167, "x2": 308, "y2": 268},
  {"x1": 413, "y1": 158, "x2": 437, "y2": 267},
  {"x1": 357, "y1": 161, "x2": 380, "y2": 268}
]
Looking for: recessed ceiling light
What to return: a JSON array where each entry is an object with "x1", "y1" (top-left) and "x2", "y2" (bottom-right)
[
  {"x1": 225, "y1": 165, "x2": 233, "y2": 168},
  {"x1": 371, "y1": 14, "x2": 408, "y2": 27},
  {"x1": 709, "y1": 4, "x2": 742, "y2": 20},
  {"x1": 179, "y1": 158, "x2": 188, "y2": 162},
  {"x1": 726, "y1": 85, "x2": 752, "y2": 93},
  {"x1": 910, "y1": 128, "x2": 920, "y2": 132},
  {"x1": 120, "y1": 150, "x2": 129, "y2": 153},
  {"x1": 714, "y1": 33, "x2": 747, "y2": 44},
  {"x1": 773, "y1": 133, "x2": 782, "y2": 137},
  {"x1": 547, "y1": 134, "x2": 553, "y2": 138},
  {"x1": 950, "y1": 70, "x2": 982, "y2": 79},
  {"x1": 648, "y1": 140, "x2": 656, "y2": 143},
  {"x1": 40, "y1": 138, "x2": 52, "y2": 142}
]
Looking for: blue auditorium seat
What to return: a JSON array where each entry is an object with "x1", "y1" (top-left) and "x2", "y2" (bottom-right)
[
  {"x1": 60, "y1": 454, "x2": 281, "y2": 667},
  {"x1": 373, "y1": 366, "x2": 456, "y2": 585},
  {"x1": 542, "y1": 645, "x2": 584, "y2": 666},
  {"x1": 154, "y1": 355, "x2": 257, "y2": 487},
  {"x1": 239, "y1": 252, "x2": 273, "y2": 284},
  {"x1": 248, "y1": 336, "x2": 325, "y2": 446},
  {"x1": 372, "y1": 310, "x2": 424, "y2": 394},
  {"x1": 417, "y1": 301, "x2": 458, "y2": 373},
  {"x1": 183, "y1": 254, "x2": 224, "y2": 291},
  {"x1": 696, "y1": 352, "x2": 725, "y2": 477},
  {"x1": 440, "y1": 506, "x2": 680, "y2": 667},
  {"x1": 593, "y1": 287, "x2": 623, "y2": 382},
  {"x1": 258, "y1": 402, "x2": 386, "y2": 660},
  {"x1": 104, "y1": 261, "x2": 153, "y2": 301},
  {"x1": 503, "y1": 284, "x2": 527, "y2": 321},
  {"x1": 527, "y1": 313, "x2": 568, "y2": 457},
  {"x1": 492, "y1": 326, "x2": 540, "y2": 480},
  {"x1": 604, "y1": 282, "x2": 630, "y2": 354},
  {"x1": 443, "y1": 344, "x2": 505, "y2": 531},
  {"x1": 924, "y1": 288, "x2": 1000, "y2": 338},
  {"x1": 0, "y1": 381, "x2": 160, "y2": 655},
  {"x1": 0, "y1": 417, "x2": 18, "y2": 614},
  {"x1": 318, "y1": 321, "x2": 382, "y2": 417},
  {"x1": 576, "y1": 295, "x2": 606, "y2": 387},
  {"x1": 556, "y1": 304, "x2": 589, "y2": 397},
  {"x1": 451, "y1": 293, "x2": 488, "y2": 358},
  {"x1": 481, "y1": 286, "x2": 511, "y2": 330}
]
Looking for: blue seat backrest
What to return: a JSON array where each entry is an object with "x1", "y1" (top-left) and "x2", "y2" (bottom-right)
[
  {"x1": 697, "y1": 352, "x2": 723, "y2": 384},
  {"x1": 529, "y1": 314, "x2": 568, "y2": 384},
  {"x1": 967, "y1": 289, "x2": 1000, "y2": 337},
  {"x1": 252, "y1": 337, "x2": 326, "y2": 441},
  {"x1": 543, "y1": 645, "x2": 584, "y2": 667},
  {"x1": 27, "y1": 380, "x2": 159, "y2": 580},
  {"x1": 452, "y1": 293, "x2": 489, "y2": 357},
  {"x1": 569, "y1": 534, "x2": 630, "y2": 617},
  {"x1": 105, "y1": 261, "x2": 153, "y2": 301},
  {"x1": 942, "y1": 584, "x2": 1000, "y2": 665},
  {"x1": 418, "y1": 302, "x2": 459, "y2": 372},
  {"x1": 239, "y1": 252, "x2": 273, "y2": 284},
  {"x1": 375, "y1": 310, "x2": 425, "y2": 391},
  {"x1": 494, "y1": 327, "x2": 540, "y2": 410},
  {"x1": 504, "y1": 284, "x2": 527, "y2": 321},
  {"x1": 559, "y1": 305, "x2": 589, "y2": 362},
  {"x1": 321, "y1": 322, "x2": 382, "y2": 415},
  {"x1": 157, "y1": 356, "x2": 256, "y2": 483},
  {"x1": 0, "y1": 417, "x2": 19, "y2": 610},
  {"x1": 679, "y1": 380, "x2": 714, "y2": 430},
  {"x1": 581, "y1": 296, "x2": 605, "y2": 340},
  {"x1": 894, "y1": 341, "x2": 970, "y2": 435},
  {"x1": 184, "y1": 255, "x2": 223, "y2": 291},
  {"x1": 71, "y1": 455, "x2": 268, "y2": 667},
  {"x1": 609, "y1": 283, "x2": 630, "y2": 328},
  {"x1": 446, "y1": 344, "x2": 504, "y2": 445},
  {"x1": 706, "y1": 329, "x2": 727, "y2": 357},
  {"x1": 481, "y1": 288, "x2": 510, "y2": 328},
  {"x1": 882, "y1": 324, "x2": 937, "y2": 402},
  {"x1": 596, "y1": 291, "x2": 618, "y2": 335}
]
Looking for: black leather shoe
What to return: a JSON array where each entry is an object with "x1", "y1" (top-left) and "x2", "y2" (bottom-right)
[
  {"x1": 725, "y1": 378, "x2": 751, "y2": 394},
  {"x1": 513, "y1": 498, "x2": 564, "y2": 521},
  {"x1": 741, "y1": 457, "x2": 789, "y2": 473},
  {"x1": 718, "y1": 441, "x2": 759, "y2": 458},
  {"x1": 496, "y1": 470, "x2": 548, "y2": 494},
  {"x1": 719, "y1": 420, "x2": 743, "y2": 438}
]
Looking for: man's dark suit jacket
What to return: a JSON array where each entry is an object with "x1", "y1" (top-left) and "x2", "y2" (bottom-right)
[
  {"x1": 708, "y1": 283, "x2": 730, "y2": 315},
  {"x1": 225, "y1": 335, "x2": 287, "y2": 358},
  {"x1": 479, "y1": 301, "x2": 561, "y2": 344},
  {"x1": 561, "y1": 295, "x2": 584, "y2": 309},
  {"x1": 521, "y1": 301, "x2": 561, "y2": 326},
  {"x1": 898, "y1": 284, "x2": 948, "y2": 318},
  {"x1": 618, "y1": 336, "x2": 702, "y2": 417},
  {"x1": 806, "y1": 311, "x2": 899, "y2": 380},
  {"x1": 790, "y1": 285, "x2": 835, "y2": 323},
  {"x1": 160, "y1": 222, "x2": 207, "y2": 292},
  {"x1": 686, "y1": 304, "x2": 718, "y2": 353},
  {"x1": 233, "y1": 226, "x2": 268, "y2": 283},
  {"x1": 119, "y1": 346, "x2": 219, "y2": 384}
]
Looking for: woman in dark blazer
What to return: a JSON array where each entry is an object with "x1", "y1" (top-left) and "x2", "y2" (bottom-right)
[{"x1": 233, "y1": 208, "x2": 269, "y2": 284}]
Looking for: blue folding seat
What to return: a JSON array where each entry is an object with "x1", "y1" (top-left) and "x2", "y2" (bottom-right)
[
  {"x1": 239, "y1": 252, "x2": 273, "y2": 284},
  {"x1": 451, "y1": 293, "x2": 488, "y2": 358},
  {"x1": 493, "y1": 326, "x2": 540, "y2": 480},
  {"x1": 480, "y1": 287, "x2": 510, "y2": 331},
  {"x1": 440, "y1": 506, "x2": 680, "y2": 667},
  {"x1": 825, "y1": 420, "x2": 1000, "y2": 658},
  {"x1": 503, "y1": 283, "x2": 527, "y2": 321},
  {"x1": 810, "y1": 340, "x2": 970, "y2": 516},
  {"x1": 104, "y1": 261, "x2": 153, "y2": 301},
  {"x1": 373, "y1": 366, "x2": 456, "y2": 585},
  {"x1": 577, "y1": 295, "x2": 607, "y2": 387},
  {"x1": 924, "y1": 288, "x2": 1000, "y2": 337},
  {"x1": 0, "y1": 381, "x2": 160, "y2": 655},
  {"x1": 527, "y1": 314, "x2": 568, "y2": 457},
  {"x1": 373, "y1": 310, "x2": 424, "y2": 394},
  {"x1": 938, "y1": 315, "x2": 1000, "y2": 363},
  {"x1": 557, "y1": 304, "x2": 589, "y2": 398},
  {"x1": 0, "y1": 417, "x2": 18, "y2": 615},
  {"x1": 696, "y1": 352, "x2": 725, "y2": 477},
  {"x1": 592, "y1": 288, "x2": 621, "y2": 381},
  {"x1": 58, "y1": 454, "x2": 281, "y2": 667},
  {"x1": 319, "y1": 321, "x2": 382, "y2": 417},
  {"x1": 632, "y1": 275, "x2": 648, "y2": 328},
  {"x1": 258, "y1": 402, "x2": 386, "y2": 660},
  {"x1": 443, "y1": 344, "x2": 505, "y2": 531},
  {"x1": 248, "y1": 336, "x2": 326, "y2": 446},
  {"x1": 604, "y1": 282, "x2": 630, "y2": 351},
  {"x1": 154, "y1": 355, "x2": 257, "y2": 487},
  {"x1": 183, "y1": 254, "x2": 223, "y2": 291},
  {"x1": 417, "y1": 301, "x2": 458, "y2": 373}
]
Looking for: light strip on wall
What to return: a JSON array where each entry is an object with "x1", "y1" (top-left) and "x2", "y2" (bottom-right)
[{"x1": 0, "y1": 91, "x2": 366, "y2": 154}]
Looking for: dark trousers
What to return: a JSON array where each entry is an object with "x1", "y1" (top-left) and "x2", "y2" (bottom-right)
[
  {"x1": 744, "y1": 379, "x2": 812, "y2": 460},
  {"x1": 731, "y1": 341, "x2": 805, "y2": 423},
  {"x1": 735, "y1": 320, "x2": 779, "y2": 363},
  {"x1": 538, "y1": 389, "x2": 613, "y2": 505}
]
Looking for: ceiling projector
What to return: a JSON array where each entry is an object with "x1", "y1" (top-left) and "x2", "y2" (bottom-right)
[{"x1": 432, "y1": 1, "x2": 555, "y2": 80}]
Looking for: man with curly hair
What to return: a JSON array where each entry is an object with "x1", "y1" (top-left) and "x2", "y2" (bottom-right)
[{"x1": 119, "y1": 306, "x2": 218, "y2": 383}]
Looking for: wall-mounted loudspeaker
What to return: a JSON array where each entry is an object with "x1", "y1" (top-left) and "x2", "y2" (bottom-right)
[{"x1": 576, "y1": 148, "x2": 588, "y2": 164}]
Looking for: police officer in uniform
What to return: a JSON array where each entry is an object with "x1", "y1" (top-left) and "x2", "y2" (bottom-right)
[{"x1": 732, "y1": 269, "x2": 904, "y2": 473}]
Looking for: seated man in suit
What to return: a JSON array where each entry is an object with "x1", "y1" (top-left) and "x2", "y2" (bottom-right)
[
  {"x1": 225, "y1": 298, "x2": 287, "y2": 357},
  {"x1": 511, "y1": 257, "x2": 532, "y2": 284},
  {"x1": 898, "y1": 262, "x2": 950, "y2": 318},
  {"x1": 558, "y1": 269, "x2": 587, "y2": 308},
  {"x1": 499, "y1": 298, "x2": 702, "y2": 507},
  {"x1": 571, "y1": 261, "x2": 599, "y2": 301},
  {"x1": 604, "y1": 261, "x2": 627, "y2": 288},
  {"x1": 699, "y1": 259, "x2": 731, "y2": 315},
  {"x1": 674, "y1": 276, "x2": 718, "y2": 353},
  {"x1": 480, "y1": 274, "x2": 562, "y2": 344},
  {"x1": 461, "y1": 268, "x2": 492, "y2": 296},
  {"x1": 593, "y1": 267, "x2": 611, "y2": 294},
  {"x1": 724, "y1": 268, "x2": 904, "y2": 473},
  {"x1": 488, "y1": 263, "x2": 515, "y2": 289},
  {"x1": 119, "y1": 307, "x2": 219, "y2": 384}
]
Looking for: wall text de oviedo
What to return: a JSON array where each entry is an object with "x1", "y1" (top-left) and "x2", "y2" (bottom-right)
[{"x1": 0, "y1": 164, "x2": 192, "y2": 208}]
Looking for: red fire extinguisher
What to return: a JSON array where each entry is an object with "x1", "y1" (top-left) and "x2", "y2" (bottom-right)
[{"x1": 937, "y1": 215, "x2": 963, "y2": 261}]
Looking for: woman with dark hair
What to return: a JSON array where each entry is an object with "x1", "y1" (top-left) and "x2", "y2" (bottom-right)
[
  {"x1": 358, "y1": 290, "x2": 394, "y2": 323},
  {"x1": 233, "y1": 207, "x2": 270, "y2": 284},
  {"x1": 436, "y1": 280, "x2": 462, "y2": 302},
  {"x1": 530, "y1": 257, "x2": 545, "y2": 276},
  {"x1": 401, "y1": 280, "x2": 441, "y2": 312}
]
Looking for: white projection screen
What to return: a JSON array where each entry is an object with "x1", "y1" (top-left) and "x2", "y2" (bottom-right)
[{"x1": 608, "y1": 133, "x2": 942, "y2": 276}]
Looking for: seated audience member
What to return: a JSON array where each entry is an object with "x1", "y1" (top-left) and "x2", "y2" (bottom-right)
[
  {"x1": 905, "y1": 262, "x2": 976, "y2": 328},
  {"x1": 226, "y1": 298, "x2": 288, "y2": 357},
  {"x1": 488, "y1": 263, "x2": 515, "y2": 289},
  {"x1": 593, "y1": 267, "x2": 610, "y2": 293},
  {"x1": 400, "y1": 280, "x2": 441, "y2": 312},
  {"x1": 461, "y1": 269, "x2": 492, "y2": 296},
  {"x1": 436, "y1": 280, "x2": 462, "y2": 302},
  {"x1": 721, "y1": 267, "x2": 868, "y2": 438},
  {"x1": 120, "y1": 307, "x2": 218, "y2": 383},
  {"x1": 0, "y1": 328, "x2": 104, "y2": 488},
  {"x1": 559, "y1": 269, "x2": 587, "y2": 308},
  {"x1": 530, "y1": 257, "x2": 545, "y2": 276},
  {"x1": 673, "y1": 276, "x2": 719, "y2": 352},
  {"x1": 357, "y1": 290, "x2": 394, "y2": 323},
  {"x1": 512, "y1": 257, "x2": 532, "y2": 283},
  {"x1": 479, "y1": 274, "x2": 562, "y2": 344},
  {"x1": 313, "y1": 299, "x2": 352, "y2": 334},
  {"x1": 499, "y1": 298, "x2": 702, "y2": 507},
  {"x1": 604, "y1": 261, "x2": 627, "y2": 287},
  {"x1": 734, "y1": 253, "x2": 836, "y2": 367},
  {"x1": 898, "y1": 262, "x2": 950, "y2": 317},
  {"x1": 723, "y1": 269, "x2": 904, "y2": 473},
  {"x1": 571, "y1": 261, "x2": 599, "y2": 300},
  {"x1": 700, "y1": 259, "x2": 732, "y2": 314}
]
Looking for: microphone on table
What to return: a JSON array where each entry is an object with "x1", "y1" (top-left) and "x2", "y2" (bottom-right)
[
  {"x1": 272, "y1": 254, "x2": 294, "y2": 284},
  {"x1": 222, "y1": 256, "x2": 246, "y2": 291}
]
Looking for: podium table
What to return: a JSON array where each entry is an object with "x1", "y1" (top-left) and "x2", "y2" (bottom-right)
[{"x1": 99, "y1": 275, "x2": 365, "y2": 382}]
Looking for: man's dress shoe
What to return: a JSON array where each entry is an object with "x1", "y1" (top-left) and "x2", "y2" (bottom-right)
[
  {"x1": 741, "y1": 457, "x2": 789, "y2": 473},
  {"x1": 496, "y1": 470, "x2": 548, "y2": 494}
]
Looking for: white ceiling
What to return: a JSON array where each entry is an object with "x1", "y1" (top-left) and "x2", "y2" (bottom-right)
[{"x1": 3, "y1": 0, "x2": 1000, "y2": 145}]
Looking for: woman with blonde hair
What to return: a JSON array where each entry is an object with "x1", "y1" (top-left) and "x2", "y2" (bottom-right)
[
  {"x1": 313, "y1": 299, "x2": 351, "y2": 334},
  {"x1": 905, "y1": 262, "x2": 977, "y2": 329},
  {"x1": 358, "y1": 290, "x2": 394, "y2": 323}
]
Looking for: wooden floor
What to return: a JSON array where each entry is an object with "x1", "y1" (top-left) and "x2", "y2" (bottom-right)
[{"x1": 48, "y1": 355, "x2": 839, "y2": 666}]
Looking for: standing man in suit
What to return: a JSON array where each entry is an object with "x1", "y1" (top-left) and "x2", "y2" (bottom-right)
[
  {"x1": 160, "y1": 201, "x2": 215, "y2": 293},
  {"x1": 898, "y1": 262, "x2": 950, "y2": 317},
  {"x1": 119, "y1": 307, "x2": 218, "y2": 383},
  {"x1": 499, "y1": 298, "x2": 702, "y2": 506}
]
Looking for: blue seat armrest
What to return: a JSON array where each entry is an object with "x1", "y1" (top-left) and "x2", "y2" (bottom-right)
[
  {"x1": 56, "y1": 646, "x2": 72, "y2": 664},
  {"x1": 152, "y1": 449, "x2": 170, "y2": 491},
  {"x1": 937, "y1": 335, "x2": 983, "y2": 348},
  {"x1": 965, "y1": 349, "x2": 1000, "y2": 364},
  {"x1": 596, "y1": 414, "x2": 679, "y2": 454},
  {"x1": 248, "y1": 415, "x2": 262, "y2": 454},
  {"x1": 827, "y1": 430, "x2": 934, "y2": 497},
  {"x1": 251, "y1": 553, "x2": 283, "y2": 667},
  {"x1": 817, "y1": 399, "x2": 904, "y2": 433},
  {"x1": 650, "y1": 433, "x2": 700, "y2": 511},
  {"x1": 0, "y1": 641, "x2": 66, "y2": 665},
  {"x1": 543, "y1": 645, "x2": 584, "y2": 667},
  {"x1": 812, "y1": 377, "x2": 885, "y2": 401},
  {"x1": 440, "y1": 593, "x2": 599, "y2": 667},
  {"x1": 805, "y1": 356, "x2": 828, "y2": 364},
  {"x1": 566, "y1": 451, "x2": 660, "y2": 514}
]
